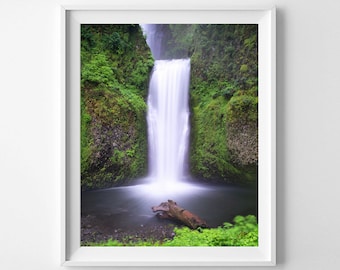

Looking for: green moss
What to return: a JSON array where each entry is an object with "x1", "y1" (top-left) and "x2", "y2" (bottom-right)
[
  {"x1": 225, "y1": 91, "x2": 258, "y2": 169},
  {"x1": 240, "y1": 64, "x2": 248, "y2": 72},
  {"x1": 190, "y1": 91, "x2": 242, "y2": 181},
  {"x1": 80, "y1": 24, "x2": 153, "y2": 190},
  {"x1": 226, "y1": 92, "x2": 258, "y2": 123},
  {"x1": 185, "y1": 25, "x2": 258, "y2": 183}
]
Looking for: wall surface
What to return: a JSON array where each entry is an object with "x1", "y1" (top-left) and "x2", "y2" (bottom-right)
[{"x1": 1, "y1": 0, "x2": 340, "y2": 269}]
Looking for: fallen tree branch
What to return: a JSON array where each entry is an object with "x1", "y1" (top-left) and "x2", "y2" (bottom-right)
[{"x1": 152, "y1": 200, "x2": 207, "y2": 229}]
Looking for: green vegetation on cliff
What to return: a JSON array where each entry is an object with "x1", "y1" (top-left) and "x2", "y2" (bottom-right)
[
  {"x1": 158, "y1": 24, "x2": 258, "y2": 183},
  {"x1": 81, "y1": 25, "x2": 153, "y2": 190}
]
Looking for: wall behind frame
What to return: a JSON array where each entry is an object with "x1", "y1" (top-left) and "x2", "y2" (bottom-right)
[{"x1": 0, "y1": 0, "x2": 339, "y2": 269}]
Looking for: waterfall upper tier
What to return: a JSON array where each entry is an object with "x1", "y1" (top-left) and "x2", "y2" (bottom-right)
[{"x1": 140, "y1": 24, "x2": 163, "y2": 59}]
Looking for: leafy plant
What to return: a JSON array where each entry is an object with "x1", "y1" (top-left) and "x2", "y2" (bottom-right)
[
  {"x1": 84, "y1": 215, "x2": 258, "y2": 247},
  {"x1": 163, "y1": 215, "x2": 258, "y2": 246},
  {"x1": 81, "y1": 53, "x2": 115, "y2": 86}
]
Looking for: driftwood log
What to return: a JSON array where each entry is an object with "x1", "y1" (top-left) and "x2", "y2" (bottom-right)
[{"x1": 151, "y1": 200, "x2": 207, "y2": 229}]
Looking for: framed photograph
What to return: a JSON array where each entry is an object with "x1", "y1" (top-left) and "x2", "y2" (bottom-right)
[{"x1": 61, "y1": 2, "x2": 276, "y2": 267}]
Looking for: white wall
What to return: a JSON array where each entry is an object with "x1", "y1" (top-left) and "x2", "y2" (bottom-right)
[{"x1": 1, "y1": 0, "x2": 340, "y2": 269}]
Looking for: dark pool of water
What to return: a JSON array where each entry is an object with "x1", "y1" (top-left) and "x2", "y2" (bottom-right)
[{"x1": 81, "y1": 179, "x2": 257, "y2": 241}]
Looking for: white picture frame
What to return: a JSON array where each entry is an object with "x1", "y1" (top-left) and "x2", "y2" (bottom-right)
[{"x1": 61, "y1": 2, "x2": 276, "y2": 267}]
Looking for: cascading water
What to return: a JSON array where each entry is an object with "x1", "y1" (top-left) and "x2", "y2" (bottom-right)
[
  {"x1": 147, "y1": 59, "x2": 191, "y2": 185},
  {"x1": 141, "y1": 24, "x2": 191, "y2": 187},
  {"x1": 140, "y1": 24, "x2": 163, "y2": 59}
]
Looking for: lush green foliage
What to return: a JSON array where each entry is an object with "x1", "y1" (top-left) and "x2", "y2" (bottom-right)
[
  {"x1": 86, "y1": 215, "x2": 258, "y2": 247},
  {"x1": 164, "y1": 215, "x2": 258, "y2": 246},
  {"x1": 81, "y1": 25, "x2": 153, "y2": 189},
  {"x1": 160, "y1": 24, "x2": 259, "y2": 182},
  {"x1": 190, "y1": 83, "x2": 241, "y2": 180}
]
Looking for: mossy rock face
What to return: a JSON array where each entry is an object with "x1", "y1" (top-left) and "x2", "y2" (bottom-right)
[
  {"x1": 189, "y1": 88, "x2": 258, "y2": 183},
  {"x1": 226, "y1": 92, "x2": 258, "y2": 167},
  {"x1": 189, "y1": 94, "x2": 241, "y2": 182},
  {"x1": 81, "y1": 88, "x2": 146, "y2": 190},
  {"x1": 80, "y1": 25, "x2": 153, "y2": 190},
  {"x1": 160, "y1": 24, "x2": 259, "y2": 183}
]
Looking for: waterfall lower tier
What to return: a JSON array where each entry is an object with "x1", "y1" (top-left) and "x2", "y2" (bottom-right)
[{"x1": 147, "y1": 59, "x2": 191, "y2": 185}]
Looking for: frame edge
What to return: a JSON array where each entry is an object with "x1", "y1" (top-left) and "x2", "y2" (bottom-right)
[
  {"x1": 270, "y1": 6, "x2": 277, "y2": 266},
  {"x1": 62, "y1": 5, "x2": 277, "y2": 266},
  {"x1": 60, "y1": 4, "x2": 66, "y2": 266}
]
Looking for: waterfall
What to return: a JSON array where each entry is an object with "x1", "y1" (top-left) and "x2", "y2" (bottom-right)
[
  {"x1": 140, "y1": 24, "x2": 191, "y2": 186},
  {"x1": 147, "y1": 59, "x2": 191, "y2": 185}
]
